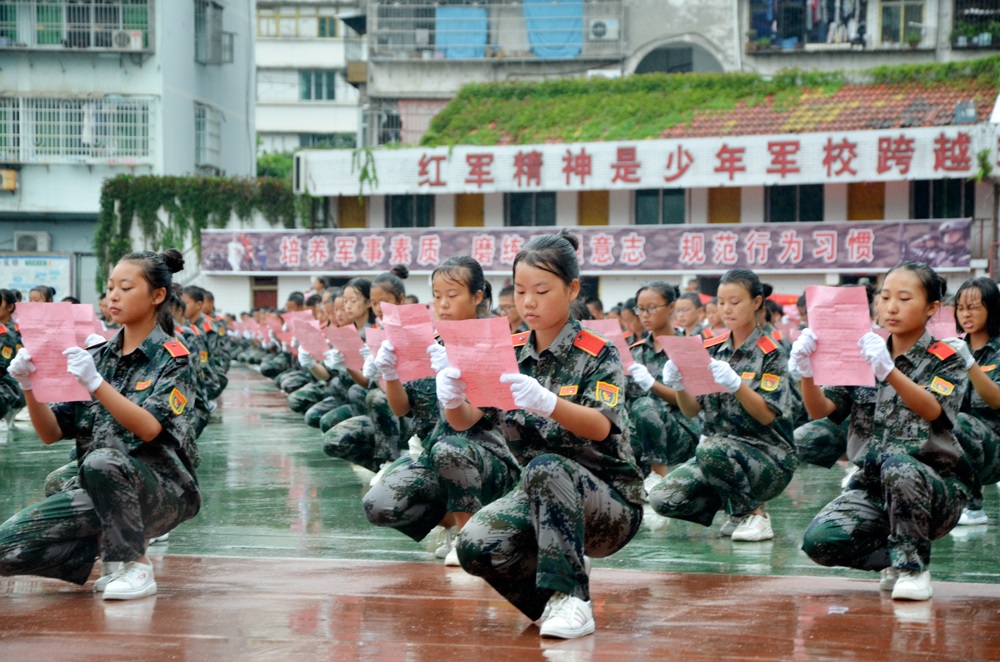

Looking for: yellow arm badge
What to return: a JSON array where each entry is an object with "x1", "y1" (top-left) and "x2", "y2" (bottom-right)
[
  {"x1": 559, "y1": 385, "x2": 579, "y2": 397},
  {"x1": 135, "y1": 379, "x2": 152, "y2": 391},
  {"x1": 595, "y1": 381, "x2": 620, "y2": 407},
  {"x1": 930, "y1": 376, "x2": 955, "y2": 396},
  {"x1": 200, "y1": 350, "x2": 208, "y2": 364},
  {"x1": 741, "y1": 371, "x2": 756, "y2": 381},
  {"x1": 760, "y1": 373, "x2": 780, "y2": 392},
  {"x1": 169, "y1": 388, "x2": 189, "y2": 415},
  {"x1": 1, "y1": 346, "x2": 11, "y2": 360}
]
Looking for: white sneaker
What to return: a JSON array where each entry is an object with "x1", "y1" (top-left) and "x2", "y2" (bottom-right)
[
  {"x1": 102, "y1": 561, "x2": 157, "y2": 600},
  {"x1": 841, "y1": 464, "x2": 859, "y2": 490},
  {"x1": 369, "y1": 460, "x2": 392, "y2": 487},
  {"x1": 408, "y1": 435, "x2": 422, "y2": 460},
  {"x1": 444, "y1": 545, "x2": 461, "y2": 566},
  {"x1": 93, "y1": 561, "x2": 124, "y2": 592},
  {"x1": 719, "y1": 514, "x2": 741, "y2": 537},
  {"x1": 643, "y1": 473, "x2": 662, "y2": 501},
  {"x1": 879, "y1": 567, "x2": 899, "y2": 591},
  {"x1": 958, "y1": 508, "x2": 989, "y2": 526},
  {"x1": 730, "y1": 513, "x2": 774, "y2": 542},
  {"x1": 891, "y1": 570, "x2": 933, "y2": 601},
  {"x1": 434, "y1": 527, "x2": 456, "y2": 559},
  {"x1": 149, "y1": 532, "x2": 169, "y2": 544},
  {"x1": 540, "y1": 593, "x2": 595, "y2": 639},
  {"x1": 540, "y1": 557, "x2": 593, "y2": 622}
]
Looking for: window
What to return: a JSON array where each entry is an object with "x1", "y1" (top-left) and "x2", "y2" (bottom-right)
[
  {"x1": 748, "y1": 0, "x2": 867, "y2": 47},
  {"x1": 318, "y1": 17, "x2": 338, "y2": 38},
  {"x1": 635, "y1": 189, "x2": 684, "y2": 224},
  {"x1": 766, "y1": 184, "x2": 824, "y2": 222},
  {"x1": 386, "y1": 195, "x2": 434, "y2": 228},
  {"x1": 300, "y1": 70, "x2": 336, "y2": 101},
  {"x1": 195, "y1": 102, "x2": 222, "y2": 171},
  {"x1": 257, "y1": 7, "x2": 343, "y2": 38},
  {"x1": 911, "y1": 179, "x2": 975, "y2": 219},
  {"x1": 195, "y1": 0, "x2": 233, "y2": 65},
  {"x1": 0, "y1": 1, "x2": 151, "y2": 50},
  {"x1": 505, "y1": 192, "x2": 556, "y2": 226},
  {"x1": 880, "y1": 0, "x2": 923, "y2": 45}
]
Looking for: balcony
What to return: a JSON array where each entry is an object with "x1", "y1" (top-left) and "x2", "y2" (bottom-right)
[
  {"x1": 0, "y1": 96, "x2": 154, "y2": 166},
  {"x1": 369, "y1": 0, "x2": 624, "y2": 62},
  {"x1": 951, "y1": 0, "x2": 1000, "y2": 48},
  {"x1": 0, "y1": 0, "x2": 153, "y2": 52}
]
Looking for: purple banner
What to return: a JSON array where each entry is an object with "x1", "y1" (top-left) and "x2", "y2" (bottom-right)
[{"x1": 201, "y1": 219, "x2": 971, "y2": 274}]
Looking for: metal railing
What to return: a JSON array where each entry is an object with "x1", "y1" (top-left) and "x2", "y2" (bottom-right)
[
  {"x1": 952, "y1": 0, "x2": 1000, "y2": 48},
  {"x1": 0, "y1": 0, "x2": 153, "y2": 52},
  {"x1": 369, "y1": 0, "x2": 624, "y2": 61},
  {"x1": 364, "y1": 98, "x2": 448, "y2": 147},
  {"x1": 0, "y1": 96, "x2": 154, "y2": 166},
  {"x1": 195, "y1": 102, "x2": 221, "y2": 170}
]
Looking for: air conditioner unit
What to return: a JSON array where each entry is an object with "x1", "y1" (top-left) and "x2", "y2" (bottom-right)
[
  {"x1": 112, "y1": 29, "x2": 144, "y2": 50},
  {"x1": 14, "y1": 231, "x2": 51, "y2": 252},
  {"x1": 588, "y1": 18, "x2": 620, "y2": 41}
]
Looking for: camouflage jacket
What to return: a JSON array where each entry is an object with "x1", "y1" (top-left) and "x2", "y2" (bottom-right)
[
  {"x1": 626, "y1": 330, "x2": 682, "y2": 403},
  {"x1": 699, "y1": 326, "x2": 794, "y2": 462},
  {"x1": 0, "y1": 322, "x2": 17, "y2": 373},
  {"x1": 962, "y1": 333, "x2": 1000, "y2": 422},
  {"x1": 494, "y1": 318, "x2": 644, "y2": 507},
  {"x1": 823, "y1": 384, "x2": 878, "y2": 463}
]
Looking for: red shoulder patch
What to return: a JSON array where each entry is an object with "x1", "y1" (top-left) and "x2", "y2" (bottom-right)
[
  {"x1": 701, "y1": 328, "x2": 714, "y2": 339},
  {"x1": 573, "y1": 329, "x2": 607, "y2": 357},
  {"x1": 629, "y1": 338, "x2": 645, "y2": 349},
  {"x1": 771, "y1": 328, "x2": 784, "y2": 342},
  {"x1": 164, "y1": 340, "x2": 190, "y2": 358},
  {"x1": 927, "y1": 341, "x2": 957, "y2": 361},
  {"x1": 704, "y1": 332, "x2": 729, "y2": 349},
  {"x1": 756, "y1": 334, "x2": 778, "y2": 355},
  {"x1": 512, "y1": 332, "x2": 530, "y2": 347},
  {"x1": 202, "y1": 320, "x2": 214, "y2": 333},
  {"x1": 0, "y1": 324, "x2": 6, "y2": 334}
]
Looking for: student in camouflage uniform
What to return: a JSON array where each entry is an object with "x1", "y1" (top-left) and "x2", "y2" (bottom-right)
[
  {"x1": 673, "y1": 293, "x2": 707, "y2": 337},
  {"x1": 364, "y1": 257, "x2": 520, "y2": 565},
  {"x1": 450, "y1": 233, "x2": 643, "y2": 640},
  {"x1": 945, "y1": 277, "x2": 1000, "y2": 526},
  {"x1": 182, "y1": 285, "x2": 228, "y2": 401},
  {"x1": 797, "y1": 261, "x2": 970, "y2": 601},
  {"x1": 650, "y1": 268, "x2": 796, "y2": 543},
  {"x1": 625, "y1": 281, "x2": 700, "y2": 485},
  {"x1": 0, "y1": 289, "x2": 24, "y2": 427},
  {"x1": 0, "y1": 249, "x2": 200, "y2": 601}
]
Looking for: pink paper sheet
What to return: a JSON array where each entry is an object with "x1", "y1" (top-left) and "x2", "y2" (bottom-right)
[
  {"x1": 435, "y1": 318, "x2": 520, "y2": 410},
  {"x1": 656, "y1": 335, "x2": 725, "y2": 396},
  {"x1": 281, "y1": 310, "x2": 319, "y2": 326},
  {"x1": 805, "y1": 286, "x2": 875, "y2": 387},
  {"x1": 582, "y1": 319, "x2": 635, "y2": 370},
  {"x1": 291, "y1": 319, "x2": 330, "y2": 359},
  {"x1": 364, "y1": 327, "x2": 386, "y2": 356},
  {"x1": 15, "y1": 302, "x2": 91, "y2": 403},
  {"x1": 72, "y1": 304, "x2": 99, "y2": 346},
  {"x1": 323, "y1": 325, "x2": 366, "y2": 372},
  {"x1": 379, "y1": 303, "x2": 436, "y2": 382},
  {"x1": 265, "y1": 316, "x2": 284, "y2": 335},
  {"x1": 928, "y1": 306, "x2": 960, "y2": 340}
]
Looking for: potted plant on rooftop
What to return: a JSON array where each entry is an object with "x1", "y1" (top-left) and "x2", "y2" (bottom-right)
[{"x1": 906, "y1": 31, "x2": 922, "y2": 49}]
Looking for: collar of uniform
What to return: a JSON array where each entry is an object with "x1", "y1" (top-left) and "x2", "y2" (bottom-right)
[
  {"x1": 107, "y1": 324, "x2": 169, "y2": 361},
  {"x1": 719, "y1": 325, "x2": 764, "y2": 358},
  {"x1": 888, "y1": 330, "x2": 932, "y2": 368},
  {"x1": 976, "y1": 333, "x2": 1000, "y2": 361},
  {"x1": 520, "y1": 317, "x2": 581, "y2": 362}
]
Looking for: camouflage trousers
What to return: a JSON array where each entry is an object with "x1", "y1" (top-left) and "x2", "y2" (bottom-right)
[
  {"x1": 278, "y1": 369, "x2": 313, "y2": 394},
  {"x1": 628, "y1": 396, "x2": 699, "y2": 471},
  {"x1": 456, "y1": 454, "x2": 642, "y2": 620},
  {"x1": 363, "y1": 436, "x2": 519, "y2": 543},
  {"x1": 955, "y1": 413, "x2": 1000, "y2": 511},
  {"x1": 323, "y1": 389, "x2": 406, "y2": 472},
  {"x1": 44, "y1": 460, "x2": 79, "y2": 497},
  {"x1": 648, "y1": 436, "x2": 796, "y2": 526},
  {"x1": 0, "y1": 376, "x2": 24, "y2": 419},
  {"x1": 802, "y1": 454, "x2": 967, "y2": 573},
  {"x1": 260, "y1": 354, "x2": 291, "y2": 379},
  {"x1": 794, "y1": 417, "x2": 848, "y2": 469},
  {"x1": 0, "y1": 448, "x2": 199, "y2": 585},
  {"x1": 288, "y1": 380, "x2": 330, "y2": 414}
]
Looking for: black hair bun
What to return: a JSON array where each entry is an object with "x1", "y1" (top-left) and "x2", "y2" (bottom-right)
[
  {"x1": 557, "y1": 229, "x2": 580, "y2": 251},
  {"x1": 161, "y1": 248, "x2": 185, "y2": 274},
  {"x1": 391, "y1": 264, "x2": 410, "y2": 280}
]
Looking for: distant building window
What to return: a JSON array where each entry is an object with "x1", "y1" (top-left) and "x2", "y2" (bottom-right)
[
  {"x1": 386, "y1": 195, "x2": 434, "y2": 228},
  {"x1": 880, "y1": 0, "x2": 923, "y2": 45},
  {"x1": 195, "y1": 102, "x2": 222, "y2": 172},
  {"x1": 300, "y1": 70, "x2": 336, "y2": 101},
  {"x1": 256, "y1": 7, "x2": 345, "y2": 38},
  {"x1": 635, "y1": 189, "x2": 685, "y2": 224},
  {"x1": 911, "y1": 179, "x2": 974, "y2": 219},
  {"x1": 318, "y1": 17, "x2": 338, "y2": 38},
  {"x1": 766, "y1": 184, "x2": 823, "y2": 222},
  {"x1": 505, "y1": 192, "x2": 556, "y2": 226},
  {"x1": 195, "y1": 0, "x2": 233, "y2": 65},
  {"x1": 299, "y1": 133, "x2": 355, "y2": 149}
]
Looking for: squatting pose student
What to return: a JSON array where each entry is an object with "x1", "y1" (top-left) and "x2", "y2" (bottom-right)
[
  {"x1": 447, "y1": 232, "x2": 644, "y2": 640},
  {"x1": 650, "y1": 268, "x2": 797, "y2": 542},
  {"x1": 0, "y1": 249, "x2": 200, "y2": 600},
  {"x1": 798, "y1": 261, "x2": 970, "y2": 601}
]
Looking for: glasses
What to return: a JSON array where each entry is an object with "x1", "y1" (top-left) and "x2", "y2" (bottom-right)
[
  {"x1": 498, "y1": 305, "x2": 516, "y2": 313},
  {"x1": 634, "y1": 304, "x2": 669, "y2": 316}
]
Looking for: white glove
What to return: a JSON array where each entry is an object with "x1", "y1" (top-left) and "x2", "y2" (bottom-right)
[
  {"x1": 789, "y1": 328, "x2": 818, "y2": 379},
  {"x1": 359, "y1": 345, "x2": 372, "y2": 363},
  {"x1": 858, "y1": 332, "x2": 895, "y2": 381},
  {"x1": 436, "y1": 367, "x2": 466, "y2": 409},
  {"x1": 298, "y1": 347, "x2": 316, "y2": 369},
  {"x1": 85, "y1": 333, "x2": 106, "y2": 347},
  {"x1": 500, "y1": 373, "x2": 557, "y2": 417},
  {"x1": 63, "y1": 346, "x2": 103, "y2": 393},
  {"x1": 374, "y1": 340, "x2": 399, "y2": 382},
  {"x1": 8, "y1": 348, "x2": 36, "y2": 391},
  {"x1": 322, "y1": 348, "x2": 344, "y2": 371},
  {"x1": 362, "y1": 355, "x2": 380, "y2": 381},
  {"x1": 709, "y1": 359, "x2": 742, "y2": 394},
  {"x1": 628, "y1": 363, "x2": 656, "y2": 392},
  {"x1": 942, "y1": 337, "x2": 975, "y2": 370},
  {"x1": 661, "y1": 360, "x2": 684, "y2": 391},
  {"x1": 428, "y1": 343, "x2": 450, "y2": 373},
  {"x1": 243, "y1": 330, "x2": 252, "y2": 340}
]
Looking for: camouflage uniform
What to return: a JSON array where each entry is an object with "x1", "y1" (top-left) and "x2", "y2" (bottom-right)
[
  {"x1": 323, "y1": 386, "x2": 414, "y2": 472},
  {"x1": 0, "y1": 326, "x2": 201, "y2": 584},
  {"x1": 456, "y1": 320, "x2": 643, "y2": 620},
  {"x1": 0, "y1": 322, "x2": 25, "y2": 420},
  {"x1": 649, "y1": 327, "x2": 797, "y2": 526},
  {"x1": 802, "y1": 332, "x2": 970, "y2": 573},
  {"x1": 794, "y1": 383, "x2": 878, "y2": 469},
  {"x1": 627, "y1": 332, "x2": 700, "y2": 472},
  {"x1": 193, "y1": 315, "x2": 229, "y2": 397},
  {"x1": 954, "y1": 335, "x2": 1000, "y2": 510},
  {"x1": 794, "y1": 417, "x2": 848, "y2": 469}
]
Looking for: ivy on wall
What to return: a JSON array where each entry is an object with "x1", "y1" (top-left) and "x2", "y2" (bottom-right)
[{"x1": 95, "y1": 175, "x2": 296, "y2": 293}]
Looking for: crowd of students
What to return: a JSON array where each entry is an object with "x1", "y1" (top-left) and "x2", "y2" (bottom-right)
[{"x1": 0, "y1": 231, "x2": 996, "y2": 641}]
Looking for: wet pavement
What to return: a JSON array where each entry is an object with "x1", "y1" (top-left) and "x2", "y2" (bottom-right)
[{"x1": 2, "y1": 365, "x2": 1000, "y2": 658}]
